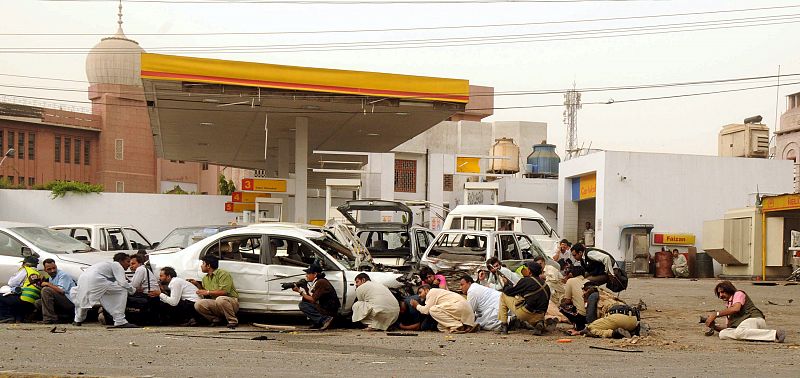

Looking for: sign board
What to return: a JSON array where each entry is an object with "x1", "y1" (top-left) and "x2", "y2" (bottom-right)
[
  {"x1": 762, "y1": 193, "x2": 800, "y2": 212},
  {"x1": 224, "y1": 202, "x2": 256, "y2": 212},
  {"x1": 456, "y1": 157, "x2": 481, "y2": 173},
  {"x1": 652, "y1": 233, "x2": 696, "y2": 245},
  {"x1": 241, "y1": 178, "x2": 293, "y2": 194},
  {"x1": 231, "y1": 191, "x2": 271, "y2": 203},
  {"x1": 571, "y1": 172, "x2": 597, "y2": 201}
]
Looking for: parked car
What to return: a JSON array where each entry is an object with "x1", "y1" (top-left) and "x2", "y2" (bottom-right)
[
  {"x1": 419, "y1": 229, "x2": 558, "y2": 291},
  {"x1": 148, "y1": 224, "x2": 404, "y2": 315},
  {"x1": 50, "y1": 224, "x2": 155, "y2": 252},
  {"x1": 0, "y1": 222, "x2": 119, "y2": 282},
  {"x1": 153, "y1": 225, "x2": 240, "y2": 253},
  {"x1": 337, "y1": 200, "x2": 436, "y2": 270},
  {"x1": 442, "y1": 205, "x2": 560, "y2": 252}
]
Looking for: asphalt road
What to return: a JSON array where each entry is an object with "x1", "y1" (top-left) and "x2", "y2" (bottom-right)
[{"x1": 1, "y1": 278, "x2": 798, "y2": 377}]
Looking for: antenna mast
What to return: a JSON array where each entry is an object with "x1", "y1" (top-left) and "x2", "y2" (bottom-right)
[{"x1": 563, "y1": 83, "x2": 582, "y2": 160}]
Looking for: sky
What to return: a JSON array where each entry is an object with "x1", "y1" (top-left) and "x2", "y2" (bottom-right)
[{"x1": 2, "y1": 0, "x2": 800, "y2": 158}]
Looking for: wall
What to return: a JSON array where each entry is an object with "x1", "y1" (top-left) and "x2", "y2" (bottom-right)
[
  {"x1": 0, "y1": 189, "x2": 234, "y2": 241},
  {"x1": 560, "y1": 151, "x2": 794, "y2": 261}
]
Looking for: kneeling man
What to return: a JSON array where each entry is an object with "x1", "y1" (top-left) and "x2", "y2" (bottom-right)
[{"x1": 351, "y1": 273, "x2": 400, "y2": 331}]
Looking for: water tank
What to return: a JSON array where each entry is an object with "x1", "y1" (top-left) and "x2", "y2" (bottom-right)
[
  {"x1": 526, "y1": 143, "x2": 560, "y2": 177},
  {"x1": 489, "y1": 138, "x2": 520, "y2": 173}
]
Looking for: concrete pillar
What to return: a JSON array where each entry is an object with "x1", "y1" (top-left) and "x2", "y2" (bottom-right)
[
  {"x1": 294, "y1": 117, "x2": 308, "y2": 223},
  {"x1": 427, "y1": 153, "x2": 445, "y2": 230},
  {"x1": 278, "y1": 137, "x2": 291, "y2": 178},
  {"x1": 380, "y1": 153, "x2": 395, "y2": 200}
]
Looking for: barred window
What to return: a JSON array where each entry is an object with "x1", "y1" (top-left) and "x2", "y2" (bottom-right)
[
  {"x1": 17, "y1": 133, "x2": 23, "y2": 159},
  {"x1": 394, "y1": 159, "x2": 417, "y2": 193},
  {"x1": 18, "y1": 176, "x2": 23, "y2": 185},
  {"x1": 443, "y1": 174, "x2": 454, "y2": 192},
  {"x1": 0, "y1": 130, "x2": 3, "y2": 154},
  {"x1": 64, "y1": 138, "x2": 71, "y2": 163},
  {"x1": 115, "y1": 139, "x2": 123, "y2": 160},
  {"x1": 54, "y1": 136, "x2": 61, "y2": 162},
  {"x1": 84, "y1": 140, "x2": 90, "y2": 165},
  {"x1": 28, "y1": 133, "x2": 34, "y2": 160},
  {"x1": 201, "y1": 162, "x2": 209, "y2": 170},
  {"x1": 28, "y1": 177, "x2": 34, "y2": 187},
  {"x1": 74, "y1": 138, "x2": 81, "y2": 164}
]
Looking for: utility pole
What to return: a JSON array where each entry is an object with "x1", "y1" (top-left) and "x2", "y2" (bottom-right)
[{"x1": 563, "y1": 83, "x2": 582, "y2": 160}]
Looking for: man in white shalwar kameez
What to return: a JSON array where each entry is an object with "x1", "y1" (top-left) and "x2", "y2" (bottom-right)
[
  {"x1": 411, "y1": 285, "x2": 478, "y2": 333},
  {"x1": 459, "y1": 275, "x2": 501, "y2": 331},
  {"x1": 70, "y1": 253, "x2": 137, "y2": 328},
  {"x1": 351, "y1": 273, "x2": 400, "y2": 331}
]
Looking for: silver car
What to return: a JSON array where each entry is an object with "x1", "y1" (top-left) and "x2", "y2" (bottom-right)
[{"x1": 0, "y1": 222, "x2": 119, "y2": 282}]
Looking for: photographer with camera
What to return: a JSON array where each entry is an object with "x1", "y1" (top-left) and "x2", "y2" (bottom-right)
[
  {"x1": 0, "y1": 256, "x2": 42, "y2": 323},
  {"x1": 293, "y1": 263, "x2": 339, "y2": 330}
]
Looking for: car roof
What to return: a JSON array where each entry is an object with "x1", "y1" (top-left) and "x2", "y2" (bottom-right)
[
  {"x1": 447, "y1": 204, "x2": 545, "y2": 219},
  {"x1": 437, "y1": 229, "x2": 521, "y2": 237},
  {"x1": 50, "y1": 224, "x2": 132, "y2": 229},
  {"x1": 233, "y1": 223, "x2": 325, "y2": 239},
  {"x1": 0, "y1": 221, "x2": 43, "y2": 229}
]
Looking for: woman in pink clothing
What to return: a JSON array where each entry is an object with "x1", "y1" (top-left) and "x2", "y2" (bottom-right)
[{"x1": 420, "y1": 267, "x2": 448, "y2": 290}]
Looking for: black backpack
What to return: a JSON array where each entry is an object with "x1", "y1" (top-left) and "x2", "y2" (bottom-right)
[{"x1": 593, "y1": 249, "x2": 628, "y2": 293}]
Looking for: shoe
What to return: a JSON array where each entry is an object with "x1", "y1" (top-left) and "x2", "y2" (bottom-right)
[
  {"x1": 309, "y1": 323, "x2": 322, "y2": 329},
  {"x1": 508, "y1": 318, "x2": 520, "y2": 331},
  {"x1": 0, "y1": 318, "x2": 14, "y2": 324},
  {"x1": 71, "y1": 321, "x2": 82, "y2": 327},
  {"x1": 467, "y1": 324, "x2": 480, "y2": 333},
  {"x1": 210, "y1": 319, "x2": 226, "y2": 327},
  {"x1": 776, "y1": 329, "x2": 786, "y2": 343},
  {"x1": 37, "y1": 319, "x2": 58, "y2": 324},
  {"x1": 180, "y1": 318, "x2": 199, "y2": 327},
  {"x1": 108, "y1": 323, "x2": 140, "y2": 329},
  {"x1": 530, "y1": 328, "x2": 543, "y2": 336},
  {"x1": 544, "y1": 318, "x2": 558, "y2": 332},
  {"x1": 612, "y1": 327, "x2": 631, "y2": 339},
  {"x1": 320, "y1": 317, "x2": 334, "y2": 331},
  {"x1": 227, "y1": 323, "x2": 238, "y2": 329},
  {"x1": 637, "y1": 322, "x2": 650, "y2": 337},
  {"x1": 498, "y1": 323, "x2": 508, "y2": 335}
]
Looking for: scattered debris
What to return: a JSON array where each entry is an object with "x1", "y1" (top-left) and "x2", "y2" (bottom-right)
[
  {"x1": 636, "y1": 299, "x2": 647, "y2": 311},
  {"x1": 371, "y1": 362, "x2": 386, "y2": 364},
  {"x1": 252, "y1": 323, "x2": 297, "y2": 331},
  {"x1": 752, "y1": 282, "x2": 778, "y2": 286},
  {"x1": 556, "y1": 339, "x2": 572, "y2": 343},
  {"x1": 766, "y1": 300, "x2": 792, "y2": 306},
  {"x1": 589, "y1": 346, "x2": 643, "y2": 353},
  {"x1": 128, "y1": 341, "x2": 138, "y2": 347},
  {"x1": 49, "y1": 327, "x2": 66, "y2": 334},
  {"x1": 386, "y1": 332, "x2": 418, "y2": 337}
]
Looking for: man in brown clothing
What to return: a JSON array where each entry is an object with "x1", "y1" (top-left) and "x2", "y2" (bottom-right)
[{"x1": 293, "y1": 264, "x2": 340, "y2": 330}]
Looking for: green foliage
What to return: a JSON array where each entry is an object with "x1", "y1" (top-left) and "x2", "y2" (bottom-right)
[
  {"x1": 0, "y1": 177, "x2": 25, "y2": 189},
  {"x1": 165, "y1": 185, "x2": 189, "y2": 195},
  {"x1": 46, "y1": 181, "x2": 103, "y2": 199},
  {"x1": 218, "y1": 174, "x2": 236, "y2": 195}
]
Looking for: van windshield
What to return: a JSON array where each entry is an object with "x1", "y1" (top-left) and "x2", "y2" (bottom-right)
[
  {"x1": 426, "y1": 233, "x2": 487, "y2": 262},
  {"x1": 521, "y1": 219, "x2": 550, "y2": 236}
]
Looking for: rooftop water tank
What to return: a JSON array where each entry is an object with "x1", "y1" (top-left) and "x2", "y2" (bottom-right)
[
  {"x1": 526, "y1": 143, "x2": 560, "y2": 178},
  {"x1": 489, "y1": 138, "x2": 520, "y2": 174}
]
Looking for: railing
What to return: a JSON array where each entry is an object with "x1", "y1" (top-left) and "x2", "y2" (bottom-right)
[{"x1": 0, "y1": 95, "x2": 91, "y2": 115}]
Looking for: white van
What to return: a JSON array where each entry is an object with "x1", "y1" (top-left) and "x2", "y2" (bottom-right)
[{"x1": 442, "y1": 205, "x2": 560, "y2": 252}]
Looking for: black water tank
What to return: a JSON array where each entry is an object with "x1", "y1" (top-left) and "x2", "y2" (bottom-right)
[
  {"x1": 695, "y1": 252, "x2": 715, "y2": 278},
  {"x1": 743, "y1": 115, "x2": 763, "y2": 124}
]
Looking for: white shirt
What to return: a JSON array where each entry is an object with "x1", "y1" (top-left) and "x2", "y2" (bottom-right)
[
  {"x1": 129, "y1": 265, "x2": 160, "y2": 294},
  {"x1": 466, "y1": 282, "x2": 501, "y2": 330},
  {"x1": 158, "y1": 277, "x2": 199, "y2": 306},
  {"x1": 586, "y1": 250, "x2": 615, "y2": 276},
  {"x1": 8, "y1": 269, "x2": 28, "y2": 288}
]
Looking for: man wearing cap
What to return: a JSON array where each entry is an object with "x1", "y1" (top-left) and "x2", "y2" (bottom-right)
[
  {"x1": 35, "y1": 258, "x2": 76, "y2": 324},
  {"x1": 294, "y1": 264, "x2": 339, "y2": 330},
  {"x1": 497, "y1": 261, "x2": 551, "y2": 335},
  {"x1": 0, "y1": 256, "x2": 43, "y2": 323}
]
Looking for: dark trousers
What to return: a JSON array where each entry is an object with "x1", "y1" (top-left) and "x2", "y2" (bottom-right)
[
  {"x1": 158, "y1": 299, "x2": 200, "y2": 325},
  {"x1": 0, "y1": 294, "x2": 34, "y2": 322},
  {"x1": 36, "y1": 287, "x2": 75, "y2": 322},
  {"x1": 561, "y1": 310, "x2": 587, "y2": 331},
  {"x1": 299, "y1": 301, "x2": 331, "y2": 327}
]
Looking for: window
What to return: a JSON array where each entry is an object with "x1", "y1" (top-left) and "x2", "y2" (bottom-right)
[
  {"x1": 265, "y1": 236, "x2": 333, "y2": 269},
  {"x1": 450, "y1": 217, "x2": 462, "y2": 229},
  {"x1": 416, "y1": 230, "x2": 433, "y2": 252},
  {"x1": 480, "y1": 218, "x2": 497, "y2": 231},
  {"x1": 54, "y1": 136, "x2": 61, "y2": 162},
  {"x1": 0, "y1": 231, "x2": 24, "y2": 257},
  {"x1": 204, "y1": 235, "x2": 263, "y2": 264},
  {"x1": 6, "y1": 176, "x2": 12, "y2": 183},
  {"x1": 114, "y1": 139, "x2": 123, "y2": 160},
  {"x1": 27, "y1": 133, "x2": 34, "y2": 160},
  {"x1": 124, "y1": 229, "x2": 151, "y2": 250},
  {"x1": 7, "y1": 131, "x2": 14, "y2": 157},
  {"x1": 115, "y1": 181, "x2": 124, "y2": 193},
  {"x1": 516, "y1": 234, "x2": 544, "y2": 260},
  {"x1": 18, "y1": 176, "x2": 24, "y2": 185},
  {"x1": 17, "y1": 133, "x2": 23, "y2": 159},
  {"x1": 0, "y1": 130, "x2": 3, "y2": 153},
  {"x1": 104, "y1": 228, "x2": 127, "y2": 251},
  {"x1": 28, "y1": 177, "x2": 34, "y2": 187},
  {"x1": 443, "y1": 174, "x2": 453, "y2": 192},
  {"x1": 521, "y1": 219, "x2": 549, "y2": 236},
  {"x1": 64, "y1": 138, "x2": 71, "y2": 163},
  {"x1": 201, "y1": 162, "x2": 209, "y2": 170},
  {"x1": 74, "y1": 138, "x2": 80, "y2": 164},
  {"x1": 498, "y1": 234, "x2": 522, "y2": 261},
  {"x1": 55, "y1": 228, "x2": 91, "y2": 245},
  {"x1": 84, "y1": 140, "x2": 90, "y2": 165},
  {"x1": 394, "y1": 159, "x2": 416, "y2": 193}
]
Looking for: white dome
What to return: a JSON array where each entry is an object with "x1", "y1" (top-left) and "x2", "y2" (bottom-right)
[{"x1": 85, "y1": 27, "x2": 145, "y2": 87}]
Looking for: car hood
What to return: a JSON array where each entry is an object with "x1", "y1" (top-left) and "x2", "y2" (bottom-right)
[
  {"x1": 55, "y1": 250, "x2": 120, "y2": 266},
  {"x1": 337, "y1": 200, "x2": 412, "y2": 231},
  {"x1": 346, "y1": 270, "x2": 403, "y2": 289}
]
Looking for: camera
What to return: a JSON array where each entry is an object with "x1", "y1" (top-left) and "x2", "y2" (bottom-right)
[{"x1": 280, "y1": 279, "x2": 308, "y2": 291}]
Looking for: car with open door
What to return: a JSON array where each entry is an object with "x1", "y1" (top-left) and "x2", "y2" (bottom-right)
[
  {"x1": 50, "y1": 224, "x2": 155, "y2": 253},
  {"x1": 337, "y1": 200, "x2": 435, "y2": 270},
  {"x1": 148, "y1": 224, "x2": 403, "y2": 315}
]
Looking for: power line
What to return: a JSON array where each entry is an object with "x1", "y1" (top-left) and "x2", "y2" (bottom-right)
[
  {"x1": 38, "y1": 0, "x2": 663, "y2": 5},
  {"x1": 3, "y1": 15, "x2": 799, "y2": 54},
  {"x1": 6, "y1": 4, "x2": 799, "y2": 36}
]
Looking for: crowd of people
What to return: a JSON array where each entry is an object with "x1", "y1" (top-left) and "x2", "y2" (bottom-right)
[{"x1": 0, "y1": 241, "x2": 788, "y2": 343}]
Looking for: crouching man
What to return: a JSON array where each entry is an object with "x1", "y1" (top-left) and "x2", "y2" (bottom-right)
[
  {"x1": 568, "y1": 282, "x2": 640, "y2": 339},
  {"x1": 497, "y1": 262, "x2": 551, "y2": 335},
  {"x1": 351, "y1": 273, "x2": 399, "y2": 331},
  {"x1": 191, "y1": 255, "x2": 240, "y2": 329},
  {"x1": 149, "y1": 267, "x2": 199, "y2": 325},
  {"x1": 295, "y1": 264, "x2": 339, "y2": 330},
  {"x1": 36, "y1": 258, "x2": 75, "y2": 324},
  {"x1": 411, "y1": 285, "x2": 477, "y2": 333},
  {"x1": 705, "y1": 281, "x2": 786, "y2": 343}
]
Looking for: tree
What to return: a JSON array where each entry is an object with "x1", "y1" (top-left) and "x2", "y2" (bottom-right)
[{"x1": 218, "y1": 174, "x2": 236, "y2": 195}]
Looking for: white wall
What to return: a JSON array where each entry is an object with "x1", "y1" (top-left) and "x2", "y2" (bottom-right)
[
  {"x1": 0, "y1": 189, "x2": 235, "y2": 242},
  {"x1": 559, "y1": 151, "x2": 795, "y2": 261}
]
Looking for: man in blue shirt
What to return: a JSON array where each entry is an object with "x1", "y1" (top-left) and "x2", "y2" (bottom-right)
[{"x1": 35, "y1": 258, "x2": 75, "y2": 324}]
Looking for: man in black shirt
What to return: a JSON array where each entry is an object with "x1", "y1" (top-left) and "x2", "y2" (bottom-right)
[{"x1": 497, "y1": 261, "x2": 551, "y2": 335}]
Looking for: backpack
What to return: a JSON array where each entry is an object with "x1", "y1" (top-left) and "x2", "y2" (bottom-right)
[{"x1": 593, "y1": 249, "x2": 628, "y2": 293}]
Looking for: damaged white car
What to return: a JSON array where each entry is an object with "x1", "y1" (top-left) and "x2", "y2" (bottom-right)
[{"x1": 148, "y1": 224, "x2": 404, "y2": 315}]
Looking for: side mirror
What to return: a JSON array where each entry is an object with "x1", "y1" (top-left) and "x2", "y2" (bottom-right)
[
  {"x1": 21, "y1": 247, "x2": 33, "y2": 257},
  {"x1": 151, "y1": 242, "x2": 160, "y2": 249}
]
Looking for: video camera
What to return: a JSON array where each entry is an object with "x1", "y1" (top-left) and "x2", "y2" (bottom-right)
[{"x1": 280, "y1": 279, "x2": 308, "y2": 291}]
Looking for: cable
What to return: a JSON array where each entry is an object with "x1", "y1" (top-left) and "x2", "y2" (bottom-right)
[
  {"x1": 7, "y1": 4, "x2": 799, "y2": 36},
  {"x1": 38, "y1": 0, "x2": 664, "y2": 5}
]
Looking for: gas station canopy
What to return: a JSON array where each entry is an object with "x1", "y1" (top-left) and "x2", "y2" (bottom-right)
[{"x1": 140, "y1": 53, "x2": 469, "y2": 170}]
